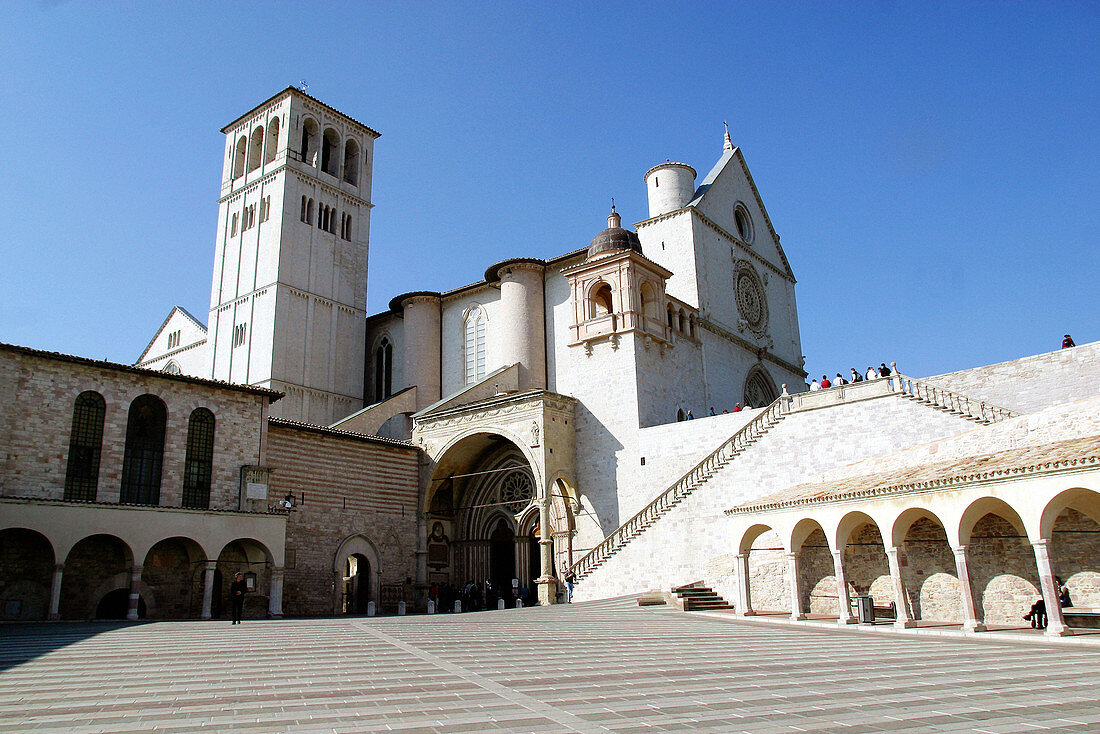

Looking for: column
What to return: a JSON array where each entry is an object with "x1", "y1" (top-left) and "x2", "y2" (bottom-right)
[
  {"x1": 885, "y1": 546, "x2": 917, "y2": 628},
  {"x1": 1032, "y1": 540, "x2": 1070, "y2": 637},
  {"x1": 832, "y1": 551, "x2": 855, "y2": 624},
  {"x1": 415, "y1": 514, "x2": 429, "y2": 611},
  {"x1": 268, "y1": 567, "x2": 284, "y2": 618},
  {"x1": 48, "y1": 563, "x2": 64, "y2": 621},
  {"x1": 201, "y1": 561, "x2": 217, "y2": 620},
  {"x1": 787, "y1": 552, "x2": 805, "y2": 621},
  {"x1": 126, "y1": 565, "x2": 143, "y2": 621},
  {"x1": 537, "y1": 485, "x2": 557, "y2": 605},
  {"x1": 952, "y1": 545, "x2": 986, "y2": 632},
  {"x1": 734, "y1": 553, "x2": 753, "y2": 615}
]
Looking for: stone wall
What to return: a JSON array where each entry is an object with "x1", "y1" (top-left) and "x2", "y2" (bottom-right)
[
  {"x1": 573, "y1": 391, "x2": 978, "y2": 603},
  {"x1": 0, "y1": 344, "x2": 271, "y2": 510},
  {"x1": 920, "y1": 340, "x2": 1100, "y2": 414},
  {"x1": 266, "y1": 422, "x2": 420, "y2": 617}
]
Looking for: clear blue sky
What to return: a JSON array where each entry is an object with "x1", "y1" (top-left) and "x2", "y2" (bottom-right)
[{"x1": 0, "y1": 2, "x2": 1096, "y2": 382}]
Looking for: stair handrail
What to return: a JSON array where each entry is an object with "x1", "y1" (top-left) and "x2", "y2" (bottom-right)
[
  {"x1": 571, "y1": 394, "x2": 789, "y2": 579},
  {"x1": 891, "y1": 371, "x2": 1019, "y2": 423}
]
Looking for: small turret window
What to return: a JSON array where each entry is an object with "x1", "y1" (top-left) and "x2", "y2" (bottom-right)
[
  {"x1": 734, "y1": 203, "x2": 754, "y2": 243},
  {"x1": 590, "y1": 283, "x2": 613, "y2": 319}
]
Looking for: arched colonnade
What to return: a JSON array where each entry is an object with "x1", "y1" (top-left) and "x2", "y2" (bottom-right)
[
  {"x1": 728, "y1": 474, "x2": 1100, "y2": 636},
  {"x1": 0, "y1": 500, "x2": 285, "y2": 621}
]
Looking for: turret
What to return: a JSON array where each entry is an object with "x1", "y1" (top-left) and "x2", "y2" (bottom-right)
[{"x1": 643, "y1": 161, "x2": 696, "y2": 218}]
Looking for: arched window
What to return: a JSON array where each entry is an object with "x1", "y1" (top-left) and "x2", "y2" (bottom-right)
[
  {"x1": 300, "y1": 195, "x2": 307, "y2": 222},
  {"x1": 247, "y1": 125, "x2": 264, "y2": 172},
  {"x1": 590, "y1": 283, "x2": 613, "y2": 319},
  {"x1": 264, "y1": 117, "x2": 280, "y2": 164},
  {"x1": 321, "y1": 128, "x2": 340, "y2": 176},
  {"x1": 162, "y1": 361, "x2": 181, "y2": 375},
  {"x1": 300, "y1": 118, "x2": 318, "y2": 166},
  {"x1": 64, "y1": 391, "x2": 105, "y2": 501},
  {"x1": 307, "y1": 198, "x2": 314, "y2": 224},
  {"x1": 666, "y1": 304, "x2": 674, "y2": 328},
  {"x1": 120, "y1": 394, "x2": 167, "y2": 505},
  {"x1": 639, "y1": 282, "x2": 656, "y2": 319},
  {"x1": 232, "y1": 135, "x2": 247, "y2": 178},
  {"x1": 343, "y1": 138, "x2": 360, "y2": 185},
  {"x1": 688, "y1": 315, "x2": 696, "y2": 338},
  {"x1": 182, "y1": 408, "x2": 215, "y2": 509},
  {"x1": 374, "y1": 337, "x2": 393, "y2": 401},
  {"x1": 678, "y1": 309, "x2": 686, "y2": 333},
  {"x1": 464, "y1": 307, "x2": 487, "y2": 385}
]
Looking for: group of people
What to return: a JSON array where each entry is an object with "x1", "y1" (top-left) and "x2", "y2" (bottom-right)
[
  {"x1": 809, "y1": 362, "x2": 893, "y2": 392},
  {"x1": 678, "y1": 404, "x2": 745, "y2": 421},
  {"x1": 1023, "y1": 577, "x2": 1072, "y2": 629},
  {"x1": 428, "y1": 579, "x2": 532, "y2": 612}
]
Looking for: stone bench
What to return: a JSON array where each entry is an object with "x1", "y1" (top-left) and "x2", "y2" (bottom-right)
[{"x1": 1062, "y1": 608, "x2": 1100, "y2": 628}]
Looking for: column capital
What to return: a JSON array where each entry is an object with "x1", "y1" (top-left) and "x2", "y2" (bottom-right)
[
  {"x1": 1030, "y1": 538, "x2": 1051, "y2": 550},
  {"x1": 204, "y1": 560, "x2": 218, "y2": 569}
]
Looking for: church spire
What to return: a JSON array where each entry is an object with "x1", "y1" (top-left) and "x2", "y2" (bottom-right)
[{"x1": 723, "y1": 121, "x2": 734, "y2": 152}]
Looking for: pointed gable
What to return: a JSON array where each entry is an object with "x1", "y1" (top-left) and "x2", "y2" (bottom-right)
[
  {"x1": 687, "y1": 147, "x2": 795, "y2": 280},
  {"x1": 136, "y1": 306, "x2": 208, "y2": 365}
]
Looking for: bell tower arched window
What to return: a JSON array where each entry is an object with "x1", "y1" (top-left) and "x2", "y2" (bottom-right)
[
  {"x1": 182, "y1": 408, "x2": 215, "y2": 509},
  {"x1": 300, "y1": 118, "x2": 318, "y2": 166},
  {"x1": 64, "y1": 391, "x2": 105, "y2": 502},
  {"x1": 120, "y1": 394, "x2": 167, "y2": 506},
  {"x1": 464, "y1": 307, "x2": 487, "y2": 385},
  {"x1": 264, "y1": 117, "x2": 280, "y2": 164},
  {"x1": 590, "y1": 283, "x2": 613, "y2": 319},
  {"x1": 321, "y1": 128, "x2": 340, "y2": 176},
  {"x1": 374, "y1": 337, "x2": 393, "y2": 401},
  {"x1": 247, "y1": 125, "x2": 264, "y2": 172},
  {"x1": 343, "y1": 138, "x2": 360, "y2": 185},
  {"x1": 232, "y1": 135, "x2": 247, "y2": 179}
]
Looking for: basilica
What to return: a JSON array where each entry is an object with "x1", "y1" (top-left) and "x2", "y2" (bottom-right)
[{"x1": 2, "y1": 88, "x2": 1097, "y2": 637}]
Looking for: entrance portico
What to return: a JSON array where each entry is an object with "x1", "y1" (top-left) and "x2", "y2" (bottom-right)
[{"x1": 413, "y1": 390, "x2": 578, "y2": 605}]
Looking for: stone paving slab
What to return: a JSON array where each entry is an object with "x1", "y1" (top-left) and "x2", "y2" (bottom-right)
[{"x1": 3, "y1": 596, "x2": 1100, "y2": 732}]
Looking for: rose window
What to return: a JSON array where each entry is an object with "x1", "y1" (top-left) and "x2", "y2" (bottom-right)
[{"x1": 500, "y1": 471, "x2": 534, "y2": 513}]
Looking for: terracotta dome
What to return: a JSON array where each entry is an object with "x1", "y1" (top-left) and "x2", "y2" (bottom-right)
[{"x1": 587, "y1": 207, "x2": 642, "y2": 258}]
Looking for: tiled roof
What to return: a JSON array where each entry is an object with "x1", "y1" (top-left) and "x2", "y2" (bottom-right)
[
  {"x1": 727, "y1": 434, "x2": 1100, "y2": 515},
  {"x1": 268, "y1": 417, "x2": 417, "y2": 448}
]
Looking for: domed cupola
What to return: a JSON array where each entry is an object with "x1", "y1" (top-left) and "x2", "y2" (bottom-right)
[{"x1": 587, "y1": 206, "x2": 643, "y2": 258}]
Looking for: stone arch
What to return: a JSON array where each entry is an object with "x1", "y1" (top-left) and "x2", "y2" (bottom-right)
[
  {"x1": 1041, "y1": 488, "x2": 1100, "y2": 611},
  {"x1": 300, "y1": 117, "x2": 319, "y2": 166},
  {"x1": 740, "y1": 524, "x2": 788, "y2": 613},
  {"x1": 0, "y1": 528, "x2": 55, "y2": 621},
  {"x1": 790, "y1": 518, "x2": 835, "y2": 616},
  {"x1": 743, "y1": 366, "x2": 778, "y2": 409},
  {"x1": 232, "y1": 134, "x2": 247, "y2": 178},
  {"x1": 333, "y1": 534, "x2": 381, "y2": 615},
  {"x1": 321, "y1": 127, "x2": 341, "y2": 176},
  {"x1": 216, "y1": 538, "x2": 273, "y2": 620},
  {"x1": 264, "y1": 116, "x2": 280, "y2": 164},
  {"x1": 892, "y1": 508, "x2": 960, "y2": 623},
  {"x1": 343, "y1": 137, "x2": 360, "y2": 185},
  {"x1": 142, "y1": 536, "x2": 206, "y2": 619},
  {"x1": 837, "y1": 512, "x2": 892, "y2": 602},
  {"x1": 60, "y1": 534, "x2": 134, "y2": 620},
  {"x1": 959, "y1": 499, "x2": 1035, "y2": 626},
  {"x1": 247, "y1": 125, "x2": 264, "y2": 172}
]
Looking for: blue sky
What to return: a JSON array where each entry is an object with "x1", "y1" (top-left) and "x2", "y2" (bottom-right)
[{"x1": 0, "y1": 2, "x2": 1096, "y2": 383}]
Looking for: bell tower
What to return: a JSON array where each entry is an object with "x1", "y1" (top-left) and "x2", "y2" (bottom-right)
[{"x1": 207, "y1": 88, "x2": 379, "y2": 425}]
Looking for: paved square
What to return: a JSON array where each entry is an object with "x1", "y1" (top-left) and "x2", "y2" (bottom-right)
[{"x1": 3, "y1": 597, "x2": 1100, "y2": 733}]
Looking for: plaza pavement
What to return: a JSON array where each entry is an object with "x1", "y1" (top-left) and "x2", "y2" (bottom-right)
[{"x1": 3, "y1": 596, "x2": 1100, "y2": 734}]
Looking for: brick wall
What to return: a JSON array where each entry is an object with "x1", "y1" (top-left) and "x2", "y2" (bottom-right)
[{"x1": 266, "y1": 422, "x2": 420, "y2": 616}]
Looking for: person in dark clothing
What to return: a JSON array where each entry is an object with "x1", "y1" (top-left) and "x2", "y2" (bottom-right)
[
  {"x1": 1063, "y1": 335, "x2": 1076, "y2": 349},
  {"x1": 230, "y1": 572, "x2": 247, "y2": 624}
]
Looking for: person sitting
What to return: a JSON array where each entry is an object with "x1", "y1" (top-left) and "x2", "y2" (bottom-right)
[
  {"x1": 879, "y1": 362, "x2": 892, "y2": 377},
  {"x1": 1024, "y1": 598, "x2": 1046, "y2": 629},
  {"x1": 1062, "y1": 334, "x2": 1076, "y2": 349},
  {"x1": 834, "y1": 372, "x2": 847, "y2": 386},
  {"x1": 850, "y1": 368, "x2": 863, "y2": 383},
  {"x1": 732, "y1": 403, "x2": 742, "y2": 412},
  {"x1": 809, "y1": 379, "x2": 820, "y2": 391},
  {"x1": 866, "y1": 366, "x2": 878, "y2": 381},
  {"x1": 820, "y1": 375, "x2": 831, "y2": 389}
]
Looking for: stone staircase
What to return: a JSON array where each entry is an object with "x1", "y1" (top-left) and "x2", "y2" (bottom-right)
[
  {"x1": 570, "y1": 397, "x2": 789, "y2": 580},
  {"x1": 894, "y1": 372, "x2": 1019, "y2": 424},
  {"x1": 672, "y1": 582, "x2": 734, "y2": 611}
]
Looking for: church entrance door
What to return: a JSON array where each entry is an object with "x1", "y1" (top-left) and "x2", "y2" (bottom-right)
[
  {"x1": 489, "y1": 519, "x2": 514, "y2": 603},
  {"x1": 343, "y1": 553, "x2": 370, "y2": 614}
]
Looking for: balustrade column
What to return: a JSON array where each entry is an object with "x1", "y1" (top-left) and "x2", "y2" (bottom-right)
[
  {"x1": 885, "y1": 547, "x2": 917, "y2": 628},
  {"x1": 200, "y1": 561, "x2": 217, "y2": 619},
  {"x1": 48, "y1": 563, "x2": 64, "y2": 620},
  {"x1": 126, "y1": 565, "x2": 143, "y2": 621},
  {"x1": 734, "y1": 553, "x2": 753, "y2": 615},
  {"x1": 268, "y1": 566, "x2": 284, "y2": 618},
  {"x1": 952, "y1": 545, "x2": 986, "y2": 632},
  {"x1": 1032, "y1": 540, "x2": 1070, "y2": 637},
  {"x1": 787, "y1": 552, "x2": 805, "y2": 621},
  {"x1": 832, "y1": 551, "x2": 855, "y2": 624}
]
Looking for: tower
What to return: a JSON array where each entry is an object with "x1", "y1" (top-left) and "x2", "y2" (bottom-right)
[{"x1": 207, "y1": 88, "x2": 379, "y2": 425}]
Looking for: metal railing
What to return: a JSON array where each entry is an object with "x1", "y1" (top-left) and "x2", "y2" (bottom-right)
[{"x1": 570, "y1": 396, "x2": 789, "y2": 579}]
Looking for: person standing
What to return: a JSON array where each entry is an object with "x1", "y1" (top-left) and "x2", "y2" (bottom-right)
[
  {"x1": 230, "y1": 572, "x2": 247, "y2": 624},
  {"x1": 565, "y1": 571, "x2": 576, "y2": 603}
]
